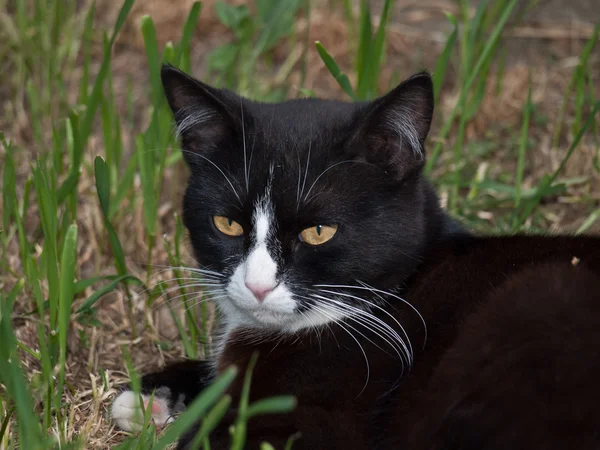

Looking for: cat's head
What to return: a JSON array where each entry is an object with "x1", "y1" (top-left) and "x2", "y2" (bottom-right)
[{"x1": 162, "y1": 65, "x2": 441, "y2": 333}]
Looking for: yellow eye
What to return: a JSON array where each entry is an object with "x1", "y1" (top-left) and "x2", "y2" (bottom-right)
[
  {"x1": 213, "y1": 216, "x2": 244, "y2": 236},
  {"x1": 299, "y1": 224, "x2": 338, "y2": 246}
]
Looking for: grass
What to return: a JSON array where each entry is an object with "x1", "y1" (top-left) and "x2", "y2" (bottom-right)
[{"x1": 0, "y1": 0, "x2": 598, "y2": 448}]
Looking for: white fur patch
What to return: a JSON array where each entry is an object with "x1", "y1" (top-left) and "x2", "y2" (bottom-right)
[
  {"x1": 218, "y1": 188, "x2": 350, "y2": 332},
  {"x1": 112, "y1": 390, "x2": 174, "y2": 432},
  {"x1": 254, "y1": 207, "x2": 270, "y2": 244},
  {"x1": 244, "y1": 244, "x2": 277, "y2": 291},
  {"x1": 244, "y1": 198, "x2": 278, "y2": 292}
]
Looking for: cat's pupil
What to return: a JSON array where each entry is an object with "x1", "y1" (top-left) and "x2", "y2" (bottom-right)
[
  {"x1": 228, "y1": 218, "x2": 233, "y2": 226},
  {"x1": 316, "y1": 225, "x2": 322, "y2": 236}
]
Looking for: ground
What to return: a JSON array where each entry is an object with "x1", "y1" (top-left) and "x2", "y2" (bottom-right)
[{"x1": 0, "y1": 0, "x2": 599, "y2": 448}]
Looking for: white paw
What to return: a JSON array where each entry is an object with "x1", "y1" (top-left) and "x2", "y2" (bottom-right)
[{"x1": 112, "y1": 389, "x2": 174, "y2": 432}]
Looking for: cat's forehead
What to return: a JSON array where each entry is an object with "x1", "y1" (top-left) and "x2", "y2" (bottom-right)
[{"x1": 245, "y1": 98, "x2": 361, "y2": 144}]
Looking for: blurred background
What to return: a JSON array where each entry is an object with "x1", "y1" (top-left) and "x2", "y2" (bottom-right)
[{"x1": 0, "y1": 0, "x2": 598, "y2": 448}]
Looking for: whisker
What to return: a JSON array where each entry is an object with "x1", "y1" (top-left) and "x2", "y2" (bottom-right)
[
  {"x1": 308, "y1": 299, "x2": 397, "y2": 357},
  {"x1": 184, "y1": 294, "x2": 230, "y2": 312},
  {"x1": 308, "y1": 294, "x2": 409, "y2": 366},
  {"x1": 150, "y1": 285, "x2": 226, "y2": 311},
  {"x1": 296, "y1": 148, "x2": 302, "y2": 207},
  {"x1": 241, "y1": 98, "x2": 249, "y2": 194},
  {"x1": 302, "y1": 160, "x2": 370, "y2": 203},
  {"x1": 149, "y1": 264, "x2": 226, "y2": 279},
  {"x1": 310, "y1": 304, "x2": 370, "y2": 397},
  {"x1": 316, "y1": 283, "x2": 427, "y2": 349},
  {"x1": 179, "y1": 148, "x2": 242, "y2": 205},
  {"x1": 299, "y1": 124, "x2": 312, "y2": 207},
  {"x1": 316, "y1": 288, "x2": 414, "y2": 362}
]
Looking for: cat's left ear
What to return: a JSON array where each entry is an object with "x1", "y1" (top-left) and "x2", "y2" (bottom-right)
[
  {"x1": 356, "y1": 72, "x2": 434, "y2": 179},
  {"x1": 161, "y1": 65, "x2": 239, "y2": 164}
]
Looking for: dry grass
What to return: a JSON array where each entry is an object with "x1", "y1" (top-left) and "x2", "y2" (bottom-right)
[{"x1": 1, "y1": 0, "x2": 599, "y2": 448}]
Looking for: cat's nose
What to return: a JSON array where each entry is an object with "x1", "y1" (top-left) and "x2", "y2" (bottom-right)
[{"x1": 244, "y1": 281, "x2": 275, "y2": 302}]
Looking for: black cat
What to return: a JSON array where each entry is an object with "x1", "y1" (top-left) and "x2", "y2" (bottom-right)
[{"x1": 112, "y1": 65, "x2": 600, "y2": 449}]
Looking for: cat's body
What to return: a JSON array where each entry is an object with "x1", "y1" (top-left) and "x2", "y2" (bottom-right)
[{"x1": 112, "y1": 66, "x2": 600, "y2": 449}]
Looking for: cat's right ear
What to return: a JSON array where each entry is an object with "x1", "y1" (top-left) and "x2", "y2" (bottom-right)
[
  {"x1": 353, "y1": 72, "x2": 434, "y2": 180},
  {"x1": 161, "y1": 65, "x2": 235, "y2": 161}
]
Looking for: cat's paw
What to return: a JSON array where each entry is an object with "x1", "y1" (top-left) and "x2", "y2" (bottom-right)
[{"x1": 112, "y1": 387, "x2": 184, "y2": 432}]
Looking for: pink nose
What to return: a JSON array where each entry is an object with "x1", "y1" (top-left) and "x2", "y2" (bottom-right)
[{"x1": 244, "y1": 281, "x2": 275, "y2": 302}]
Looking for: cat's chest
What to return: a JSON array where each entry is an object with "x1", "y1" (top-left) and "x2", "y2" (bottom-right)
[{"x1": 215, "y1": 325, "x2": 408, "y2": 408}]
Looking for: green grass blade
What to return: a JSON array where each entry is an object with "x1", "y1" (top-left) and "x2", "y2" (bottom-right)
[
  {"x1": 80, "y1": 0, "x2": 135, "y2": 142},
  {"x1": 231, "y1": 352, "x2": 260, "y2": 450},
  {"x1": 552, "y1": 23, "x2": 599, "y2": 149},
  {"x1": 315, "y1": 41, "x2": 356, "y2": 100},
  {"x1": 0, "y1": 299, "x2": 44, "y2": 448},
  {"x1": 464, "y1": 0, "x2": 518, "y2": 93},
  {"x1": 0, "y1": 406, "x2": 14, "y2": 443},
  {"x1": 152, "y1": 367, "x2": 238, "y2": 449},
  {"x1": 78, "y1": 1, "x2": 96, "y2": 104},
  {"x1": 355, "y1": 0, "x2": 372, "y2": 98},
  {"x1": 137, "y1": 136, "x2": 158, "y2": 241},
  {"x1": 432, "y1": 13, "x2": 458, "y2": 99},
  {"x1": 160, "y1": 290, "x2": 196, "y2": 358},
  {"x1": 109, "y1": 154, "x2": 138, "y2": 219},
  {"x1": 518, "y1": 100, "x2": 600, "y2": 223},
  {"x1": 141, "y1": 16, "x2": 162, "y2": 108},
  {"x1": 361, "y1": 0, "x2": 393, "y2": 99},
  {"x1": 75, "y1": 275, "x2": 143, "y2": 314},
  {"x1": 2, "y1": 142, "x2": 16, "y2": 237},
  {"x1": 577, "y1": 208, "x2": 600, "y2": 234},
  {"x1": 174, "y1": 2, "x2": 203, "y2": 68},
  {"x1": 94, "y1": 156, "x2": 127, "y2": 275},
  {"x1": 32, "y1": 162, "x2": 59, "y2": 338},
  {"x1": 95, "y1": 156, "x2": 111, "y2": 216},
  {"x1": 247, "y1": 396, "x2": 297, "y2": 418},
  {"x1": 57, "y1": 112, "x2": 84, "y2": 211},
  {"x1": 426, "y1": 0, "x2": 519, "y2": 174},
  {"x1": 57, "y1": 224, "x2": 78, "y2": 412},
  {"x1": 189, "y1": 395, "x2": 232, "y2": 449},
  {"x1": 74, "y1": 275, "x2": 124, "y2": 295},
  {"x1": 513, "y1": 75, "x2": 533, "y2": 215}
]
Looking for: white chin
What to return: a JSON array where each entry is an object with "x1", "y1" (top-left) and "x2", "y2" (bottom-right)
[
  {"x1": 250, "y1": 309, "x2": 297, "y2": 327},
  {"x1": 218, "y1": 297, "x2": 346, "y2": 333},
  {"x1": 217, "y1": 298, "x2": 299, "y2": 330}
]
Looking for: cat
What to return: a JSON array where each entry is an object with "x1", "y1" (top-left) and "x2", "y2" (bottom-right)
[{"x1": 111, "y1": 65, "x2": 600, "y2": 449}]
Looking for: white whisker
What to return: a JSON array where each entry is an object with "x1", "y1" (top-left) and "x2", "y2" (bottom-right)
[
  {"x1": 316, "y1": 282, "x2": 427, "y2": 349},
  {"x1": 316, "y1": 288, "x2": 414, "y2": 362},
  {"x1": 299, "y1": 125, "x2": 312, "y2": 206},
  {"x1": 303, "y1": 160, "x2": 363, "y2": 203},
  {"x1": 241, "y1": 99, "x2": 249, "y2": 194},
  {"x1": 296, "y1": 149, "x2": 302, "y2": 207},
  {"x1": 310, "y1": 304, "x2": 370, "y2": 397},
  {"x1": 184, "y1": 294, "x2": 230, "y2": 312},
  {"x1": 179, "y1": 149, "x2": 242, "y2": 205},
  {"x1": 309, "y1": 299, "x2": 398, "y2": 358},
  {"x1": 308, "y1": 294, "x2": 409, "y2": 366}
]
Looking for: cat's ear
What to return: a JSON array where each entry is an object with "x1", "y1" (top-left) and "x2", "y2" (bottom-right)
[
  {"x1": 357, "y1": 72, "x2": 434, "y2": 179},
  {"x1": 161, "y1": 65, "x2": 236, "y2": 160}
]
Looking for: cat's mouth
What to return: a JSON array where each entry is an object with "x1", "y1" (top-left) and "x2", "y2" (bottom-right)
[{"x1": 216, "y1": 289, "x2": 298, "y2": 328}]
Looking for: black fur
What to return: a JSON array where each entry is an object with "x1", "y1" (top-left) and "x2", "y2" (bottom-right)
[
  {"x1": 161, "y1": 64, "x2": 462, "y2": 302},
  {"x1": 120, "y1": 67, "x2": 600, "y2": 450}
]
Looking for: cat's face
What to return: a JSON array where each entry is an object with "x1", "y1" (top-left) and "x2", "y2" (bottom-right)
[{"x1": 162, "y1": 66, "x2": 436, "y2": 333}]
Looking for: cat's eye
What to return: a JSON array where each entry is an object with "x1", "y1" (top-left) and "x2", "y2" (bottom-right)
[
  {"x1": 299, "y1": 224, "x2": 338, "y2": 246},
  {"x1": 213, "y1": 216, "x2": 244, "y2": 237}
]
